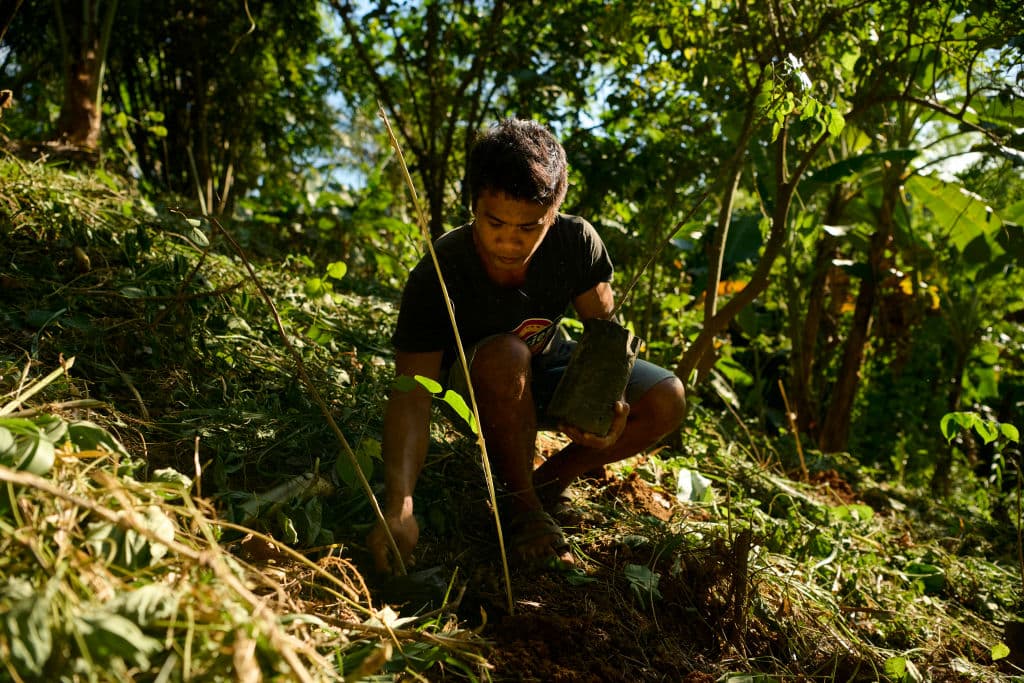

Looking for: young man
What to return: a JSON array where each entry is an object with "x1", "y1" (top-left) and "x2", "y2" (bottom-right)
[{"x1": 367, "y1": 119, "x2": 686, "y2": 573}]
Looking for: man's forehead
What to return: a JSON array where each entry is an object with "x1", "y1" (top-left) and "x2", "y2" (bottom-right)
[{"x1": 478, "y1": 190, "x2": 555, "y2": 225}]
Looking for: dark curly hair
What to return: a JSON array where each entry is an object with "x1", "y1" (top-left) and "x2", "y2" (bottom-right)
[{"x1": 466, "y1": 118, "x2": 568, "y2": 210}]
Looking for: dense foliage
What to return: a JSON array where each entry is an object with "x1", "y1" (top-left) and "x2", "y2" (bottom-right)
[{"x1": 1, "y1": 0, "x2": 1023, "y2": 679}]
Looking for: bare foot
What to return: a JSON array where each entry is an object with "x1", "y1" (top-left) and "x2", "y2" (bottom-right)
[{"x1": 507, "y1": 508, "x2": 575, "y2": 569}]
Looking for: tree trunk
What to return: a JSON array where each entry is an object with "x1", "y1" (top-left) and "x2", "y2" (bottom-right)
[
  {"x1": 675, "y1": 184, "x2": 792, "y2": 383},
  {"x1": 1, "y1": 0, "x2": 23, "y2": 44},
  {"x1": 53, "y1": 0, "x2": 118, "y2": 152},
  {"x1": 818, "y1": 168, "x2": 900, "y2": 453},
  {"x1": 791, "y1": 188, "x2": 846, "y2": 436}
]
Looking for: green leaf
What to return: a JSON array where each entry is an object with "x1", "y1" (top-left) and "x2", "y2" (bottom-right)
[
  {"x1": 358, "y1": 438, "x2": 382, "y2": 461},
  {"x1": 392, "y1": 375, "x2": 419, "y2": 393},
  {"x1": 658, "y1": 27, "x2": 671, "y2": 50},
  {"x1": 884, "y1": 656, "x2": 908, "y2": 681},
  {"x1": 624, "y1": 564, "x2": 662, "y2": 601},
  {"x1": 826, "y1": 108, "x2": 845, "y2": 137},
  {"x1": 905, "y1": 175, "x2": 1002, "y2": 253},
  {"x1": 754, "y1": 88, "x2": 771, "y2": 111},
  {"x1": 34, "y1": 414, "x2": 67, "y2": 444},
  {"x1": 18, "y1": 437, "x2": 54, "y2": 475},
  {"x1": 563, "y1": 568, "x2": 598, "y2": 586},
  {"x1": 804, "y1": 150, "x2": 918, "y2": 187},
  {"x1": 304, "y1": 277, "x2": 329, "y2": 298},
  {"x1": 67, "y1": 420, "x2": 130, "y2": 458},
  {"x1": 905, "y1": 561, "x2": 944, "y2": 593},
  {"x1": 336, "y1": 446, "x2": 374, "y2": 489},
  {"x1": 278, "y1": 510, "x2": 299, "y2": 544},
  {"x1": 1000, "y1": 423, "x2": 1019, "y2": 443},
  {"x1": 326, "y1": 261, "x2": 348, "y2": 280},
  {"x1": 2, "y1": 585, "x2": 53, "y2": 676},
  {"x1": 188, "y1": 225, "x2": 210, "y2": 248},
  {"x1": 829, "y1": 504, "x2": 874, "y2": 522},
  {"x1": 1002, "y1": 198, "x2": 1024, "y2": 225},
  {"x1": 77, "y1": 612, "x2": 162, "y2": 669},
  {"x1": 151, "y1": 466, "x2": 193, "y2": 493},
  {"x1": 0, "y1": 422, "x2": 56, "y2": 475},
  {"x1": 413, "y1": 375, "x2": 443, "y2": 394},
  {"x1": 992, "y1": 642, "x2": 1010, "y2": 661},
  {"x1": 441, "y1": 389, "x2": 478, "y2": 434},
  {"x1": 974, "y1": 419, "x2": 999, "y2": 445},
  {"x1": 107, "y1": 584, "x2": 180, "y2": 626},
  {"x1": 940, "y1": 411, "x2": 977, "y2": 442}
]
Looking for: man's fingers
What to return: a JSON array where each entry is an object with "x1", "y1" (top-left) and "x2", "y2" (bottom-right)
[
  {"x1": 559, "y1": 401, "x2": 630, "y2": 448},
  {"x1": 607, "y1": 401, "x2": 630, "y2": 439}
]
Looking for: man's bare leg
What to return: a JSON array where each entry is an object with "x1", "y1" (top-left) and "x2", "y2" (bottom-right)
[
  {"x1": 469, "y1": 334, "x2": 569, "y2": 563},
  {"x1": 533, "y1": 377, "x2": 687, "y2": 498}
]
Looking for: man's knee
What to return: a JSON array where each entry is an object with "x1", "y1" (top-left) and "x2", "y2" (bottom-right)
[
  {"x1": 641, "y1": 376, "x2": 687, "y2": 432},
  {"x1": 470, "y1": 334, "x2": 532, "y2": 397}
]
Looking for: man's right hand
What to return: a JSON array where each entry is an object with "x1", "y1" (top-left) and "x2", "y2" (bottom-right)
[{"x1": 367, "y1": 506, "x2": 418, "y2": 575}]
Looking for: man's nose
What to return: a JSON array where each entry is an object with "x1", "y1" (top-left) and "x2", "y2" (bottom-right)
[{"x1": 497, "y1": 227, "x2": 520, "y2": 245}]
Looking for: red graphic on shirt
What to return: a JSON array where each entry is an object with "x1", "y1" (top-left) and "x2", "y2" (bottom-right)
[{"x1": 511, "y1": 318, "x2": 556, "y2": 354}]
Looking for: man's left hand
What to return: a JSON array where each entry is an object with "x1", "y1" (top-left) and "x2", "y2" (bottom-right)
[{"x1": 560, "y1": 400, "x2": 629, "y2": 450}]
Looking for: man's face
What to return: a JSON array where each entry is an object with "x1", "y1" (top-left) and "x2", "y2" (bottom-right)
[{"x1": 472, "y1": 189, "x2": 556, "y2": 282}]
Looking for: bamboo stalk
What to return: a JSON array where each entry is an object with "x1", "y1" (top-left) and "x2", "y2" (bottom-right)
[{"x1": 378, "y1": 104, "x2": 515, "y2": 615}]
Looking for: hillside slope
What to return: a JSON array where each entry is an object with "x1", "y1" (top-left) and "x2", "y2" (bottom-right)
[{"x1": 1, "y1": 158, "x2": 1021, "y2": 681}]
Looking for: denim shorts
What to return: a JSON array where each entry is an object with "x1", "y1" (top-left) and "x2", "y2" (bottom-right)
[{"x1": 444, "y1": 328, "x2": 676, "y2": 430}]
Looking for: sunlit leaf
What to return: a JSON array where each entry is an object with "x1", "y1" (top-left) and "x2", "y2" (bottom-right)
[
  {"x1": 152, "y1": 467, "x2": 194, "y2": 492},
  {"x1": 940, "y1": 411, "x2": 978, "y2": 442},
  {"x1": 829, "y1": 504, "x2": 874, "y2": 522},
  {"x1": 884, "y1": 656, "x2": 908, "y2": 681},
  {"x1": 905, "y1": 176, "x2": 1001, "y2": 253},
  {"x1": 2, "y1": 584, "x2": 53, "y2": 676},
  {"x1": 676, "y1": 468, "x2": 712, "y2": 502},
  {"x1": 188, "y1": 225, "x2": 210, "y2": 248},
  {"x1": 991, "y1": 642, "x2": 1011, "y2": 661},
  {"x1": 304, "y1": 277, "x2": 328, "y2": 298},
  {"x1": 413, "y1": 375, "x2": 442, "y2": 394},
  {"x1": 658, "y1": 27, "x2": 671, "y2": 50},
  {"x1": 326, "y1": 261, "x2": 348, "y2": 279},
  {"x1": 1000, "y1": 423, "x2": 1019, "y2": 443},
  {"x1": 441, "y1": 389, "x2": 478, "y2": 434}
]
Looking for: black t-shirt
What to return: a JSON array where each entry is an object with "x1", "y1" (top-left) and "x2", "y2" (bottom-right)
[{"x1": 391, "y1": 214, "x2": 613, "y2": 367}]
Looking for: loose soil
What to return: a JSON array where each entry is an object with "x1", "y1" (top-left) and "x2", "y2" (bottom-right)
[{"x1": 333, "y1": 441, "x2": 842, "y2": 682}]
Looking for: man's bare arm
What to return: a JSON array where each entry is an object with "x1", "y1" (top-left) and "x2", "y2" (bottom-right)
[
  {"x1": 368, "y1": 350, "x2": 443, "y2": 573},
  {"x1": 572, "y1": 281, "x2": 615, "y2": 321}
]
